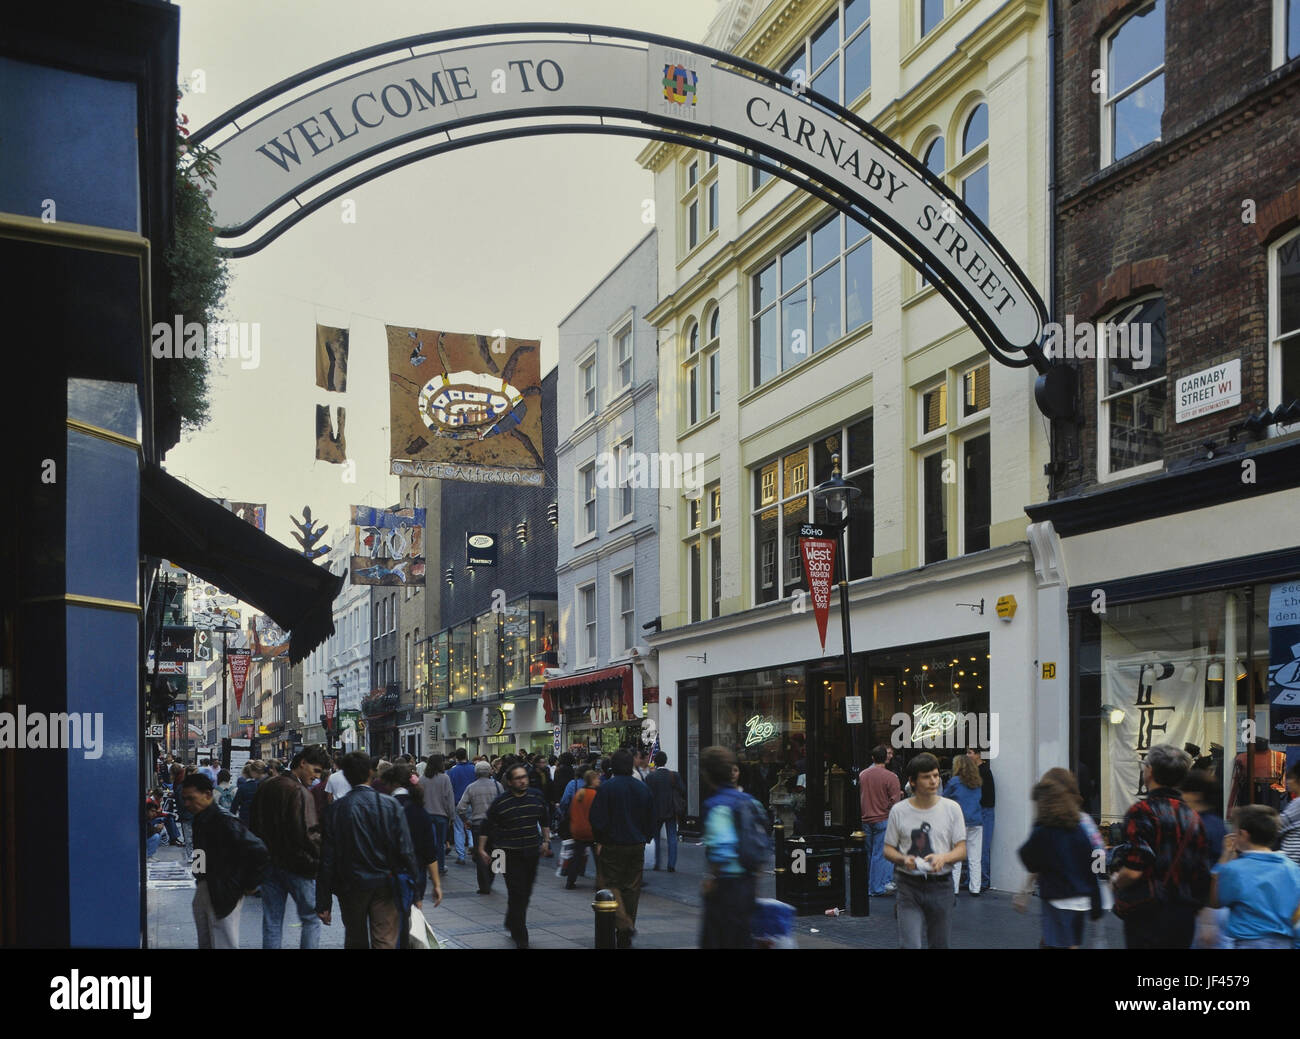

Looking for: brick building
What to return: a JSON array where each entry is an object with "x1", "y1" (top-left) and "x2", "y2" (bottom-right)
[{"x1": 1026, "y1": 0, "x2": 1300, "y2": 823}]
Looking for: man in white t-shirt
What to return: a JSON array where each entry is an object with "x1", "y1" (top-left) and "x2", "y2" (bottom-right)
[
  {"x1": 884, "y1": 752, "x2": 967, "y2": 949},
  {"x1": 325, "y1": 760, "x2": 352, "y2": 803}
]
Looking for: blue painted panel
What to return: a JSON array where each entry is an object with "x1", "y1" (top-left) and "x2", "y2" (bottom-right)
[
  {"x1": 0, "y1": 58, "x2": 140, "y2": 231},
  {"x1": 67, "y1": 605, "x2": 141, "y2": 946},
  {"x1": 66, "y1": 430, "x2": 138, "y2": 603}
]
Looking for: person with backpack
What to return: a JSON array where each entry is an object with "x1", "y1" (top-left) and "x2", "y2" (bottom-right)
[
  {"x1": 644, "y1": 751, "x2": 684, "y2": 872},
  {"x1": 560, "y1": 768, "x2": 598, "y2": 886},
  {"x1": 700, "y1": 745, "x2": 771, "y2": 949},
  {"x1": 589, "y1": 749, "x2": 656, "y2": 948}
]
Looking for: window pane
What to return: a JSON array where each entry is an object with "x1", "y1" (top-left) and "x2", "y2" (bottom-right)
[
  {"x1": 963, "y1": 433, "x2": 990, "y2": 554},
  {"x1": 922, "y1": 0, "x2": 944, "y2": 37},
  {"x1": 709, "y1": 308, "x2": 720, "y2": 341},
  {"x1": 783, "y1": 449, "x2": 809, "y2": 497},
  {"x1": 846, "y1": 213, "x2": 870, "y2": 248},
  {"x1": 688, "y1": 161, "x2": 698, "y2": 187},
  {"x1": 962, "y1": 104, "x2": 989, "y2": 153},
  {"x1": 782, "y1": 497, "x2": 808, "y2": 598},
  {"x1": 814, "y1": 436, "x2": 837, "y2": 487},
  {"x1": 689, "y1": 366, "x2": 698, "y2": 425},
  {"x1": 1291, "y1": 0, "x2": 1300, "y2": 61},
  {"x1": 1278, "y1": 234, "x2": 1300, "y2": 336},
  {"x1": 754, "y1": 264, "x2": 777, "y2": 310},
  {"x1": 710, "y1": 488, "x2": 722, "y2": 523},
  {"x1": 1105, "y1": 298, "x2": 1167, "y2": 395},
  {"x1": 754, "y1": 306, "x2": 779, "y2": 385},
  {"x1": 845, "y1": 240, "x2": 872, "y2": 331},
  {"x1": 812, "y1": 263, "x2": 842, "y2": 351},
  {"x1": 811, "y1": 16, "x2": 839, "y2": 70},
  {"x1": 812, "y1": 216, "x2": 839, "y2": 272},
  {"x1": 923, "y1": 452, "x2": 948, "y2": 564},
  {"x1": 708, "y1": 181, "x2": 718, "y2": 231},
  {"x1": 756, "y1": 506, "x2": 778, "y2": 603},
  {"x1": 962, "y1": 164, "x2": 989, "y2": 225},
  {"x1": 710, "y1": 535, "x2": 722, "y2": 618},
  {"x1": 1109, "y1": 0, "x2": 1164, "y2": 95},
  {"x1": 848, "y1": 471, "x2": 873, "y2": 580},
  {"x1": 781, "y1": 51, "x2": 807, "y2": 89},
  {"x1": 1108, "y1": 382, "x2": 1166, "y2": 471},
  {"x1": 922, "y1": 384, "x2": 947, "y2": 433},
  {"x1": 1282, "y1": 337, "x2": 1300, "y2": 405},
  {"x1": 690, "y1": 544, "x2": 702, "y2": 622},
  {"x1": 753, "y1": 164, "x2": 772, "y2": 191},
  {"x1": 688, "y1": 200, "x2": 699, "y2": 248},
  {"x1": 847, "y1": 416, "x2": 873, "y2": 471},
  {"x1": 757, "y1": 462, "x2": 778, "y2": 506},
  {"x1": 781, "y1": 240, "x2": 807, "y2": 295},
  {"x1": 781, "y1": 288, "x2": 807, "y2": 371},
  {"x1": 962, "y1": 364, "x2": 990, "y2": 416},
  {"x1": 1112, "y1": 72, "x2": 1163, "y2": 160},
  {"x1": 845, "y1": 25, "x2": 871, "y2": 101},
  {"x1": 812, "y1": 55, "x2": 839, "y2": 103},
  {"x1": 708, "y1": 352, "x2": 720, "y2": 414},
  {"x1": 924, "y1": 136, "x2": 945, "y2": 176},
  {"x1": 845, "y1": 0, "x2": 869, "y2": 35},
  {"x1": 689, "y1": 323, "x2": 699, "y2": 355}
]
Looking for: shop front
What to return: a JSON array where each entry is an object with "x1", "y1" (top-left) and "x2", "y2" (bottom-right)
[{"x1": 543, "y1": 665, "x2": 643, "y2": 759}]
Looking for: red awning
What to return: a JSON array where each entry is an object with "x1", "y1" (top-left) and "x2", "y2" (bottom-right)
[{"x1": 542, "y1": 664, "x2": 633, "y2": 723}]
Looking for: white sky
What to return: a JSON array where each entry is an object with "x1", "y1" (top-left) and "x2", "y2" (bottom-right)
[{"x1": 168, "y1": 0, "x2": 719, "y2": 546}]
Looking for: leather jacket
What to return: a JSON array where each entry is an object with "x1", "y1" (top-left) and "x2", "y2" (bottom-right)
[
  {"x1": 191, "y1": 803, "x2": 269, "y2": 919},
  {"x1": 249, "y1": 772, "x2": 321, "y2": 877},
  {"x1": 315, "y1": 784, "x2": 418, "y2": 912}
]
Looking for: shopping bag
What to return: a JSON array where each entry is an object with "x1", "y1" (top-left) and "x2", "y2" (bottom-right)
[{"x1": 407, "y1": 905, "x2": 441, "y2": 950}]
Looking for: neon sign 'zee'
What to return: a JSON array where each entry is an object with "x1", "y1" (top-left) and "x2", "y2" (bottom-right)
[{"x1": 744, "y1": 714, "x2": 776, "y2": 747}]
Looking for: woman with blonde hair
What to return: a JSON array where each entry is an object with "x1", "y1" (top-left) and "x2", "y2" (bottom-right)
[
  {"x1": 1017, "y1": 769, "x2": 1108, "y2": 948},
  {"x1": 942, "y1": 753, "x2": 984, "y2": 896}
]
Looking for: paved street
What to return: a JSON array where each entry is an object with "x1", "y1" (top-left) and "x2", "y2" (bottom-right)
[{"x1": 147, "y1": 838, "x2": 1127, "y2": 950}]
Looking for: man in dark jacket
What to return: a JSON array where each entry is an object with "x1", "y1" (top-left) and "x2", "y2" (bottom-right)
[
  {"x1": 644, "y1": 751, "x2": 681, "y2": 872},
  {"x1": 250, "y1": 744, "x2": 329, "y2": 949},
  {"x1": 315, "y1": 751, "x2": 418, "y2": 949},
  {"x1": 589, "y1": 749, "x2": 656, "y2": 948},
  {"x1": 182, "y1": 773, "x2": 269, "y2": 949}
]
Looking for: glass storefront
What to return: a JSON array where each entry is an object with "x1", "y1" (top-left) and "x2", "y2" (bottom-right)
[
  {"x1": 431, "y1": 597, "x2": 557, "y2": 706},
  {"x1": 474, "y1": 609, "x2": 499, "y2": 700},
  {"x1": 449, "y1": 620, "x2": 472, "y2": 703},
  {"x1": 1077, "y1": 582, "x2": 1300, "y2": 826}
]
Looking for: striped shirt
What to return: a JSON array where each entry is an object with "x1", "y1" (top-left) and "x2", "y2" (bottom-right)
[
  {"x1": 1280, "y1": 797, "x2": 1300, "y2": 866},
  {"x1": 484, "y1": 788, "x2": 549, "y2": 850}
]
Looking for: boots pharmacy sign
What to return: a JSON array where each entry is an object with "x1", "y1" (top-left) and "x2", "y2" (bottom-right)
[
  {"x1": 192, "y1": 23, "x2": 1046, "y2": 368},
  {"x1": 1175, "y1": 359, "x2": 1240, "y2": 423}
]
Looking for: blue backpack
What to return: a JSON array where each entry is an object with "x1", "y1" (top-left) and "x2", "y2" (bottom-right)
[{"x1": 729, "y1": 793, "x2": 772, "y2": 873}]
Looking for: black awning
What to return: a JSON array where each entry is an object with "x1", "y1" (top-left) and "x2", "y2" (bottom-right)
[{"x1": 140, "y1": 464, "x2": 343, "y2": 663}]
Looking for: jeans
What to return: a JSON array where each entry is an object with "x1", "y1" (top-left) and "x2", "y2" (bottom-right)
[
  {"x1": 864, "y1": 821, "x2": 891, "y2": 894},
  {"x1": 980, "y1": 806, "x2": 994, "y2": 887},
  {"x1": 430, "y1": 815, "x2": 448, "y2": 872},
  {"x1": 896, "y1": 874, "x2": 953, "y2": 948},
  {"x1": 261, "y1": 866, "x2": 321, "y2": 949},
  {"x1": 146, "y1": 831, "x2": 164, "y2": 858},
  {"x1": 654, "y1": 818, "x2": 678, "y2": 870},
  {"x1": 952, "y1": 825, "x2": 982, "y2": 894},
  {"x1": 193, "y1": 882, "x2": 242, "y2": 949},
  {"x1": 452, "y1": 815, "x2": 469, "y2": 861},
  {"x1": 701, "y1": 873, "x2": 756, "y2": 949}
]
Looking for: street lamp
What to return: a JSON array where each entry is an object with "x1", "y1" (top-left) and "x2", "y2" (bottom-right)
[{"x1": 813, "y1": 451, "x2": 863, "y2": 808}]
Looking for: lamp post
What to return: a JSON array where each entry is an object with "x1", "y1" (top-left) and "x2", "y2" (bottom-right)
[{"x1": 813, "y1": 452, "x2": 863, "y2": 805}]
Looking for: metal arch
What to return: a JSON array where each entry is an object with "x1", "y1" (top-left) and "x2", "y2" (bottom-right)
[{"x1": 191, "y1": 22, "x2": 1049, "y2": 370}]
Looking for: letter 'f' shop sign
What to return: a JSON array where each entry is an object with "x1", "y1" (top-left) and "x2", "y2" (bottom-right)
[{"x1": 799, "y1": 523, "x2": 838, "y2": 651}]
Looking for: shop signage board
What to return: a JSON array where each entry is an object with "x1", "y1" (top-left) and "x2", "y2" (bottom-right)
[
  {"x1": 145, "y1": 724, "x2": 164, "y2": 739},
  {"x1": 1268, "y1": 582, "x2": 1300, "y2": 744},
  {"x1": 552, "y1": 726, "x2": 561, "y2": 755},
  {"x1": 1175, "y1": 359, "x2": 1240, "y2": 423},
  {"x1": 466, "y1": 533, "x2": 498, "y2": 566},
  {"x1": 844, "y1": 695, "x2": 863, "y2": 724},
  {"x1": 798, "y1": 523, "x2": 837, "y2": 652}
]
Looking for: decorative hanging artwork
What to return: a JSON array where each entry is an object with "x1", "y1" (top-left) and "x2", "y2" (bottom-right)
[
  {"x1": 315, "y1": 404, "x2": 347, "y2": 463},
  {"x1": 315, "y1": 324, "x2": 349, "y2": 392},
  {"x1": 386, "y1": 325, "x2": 543, "y2": 485},
  {"x1": 290, "y1": 506, "x2": 330, "y2": 560},
  {"x1": 350, "y1": 505, "x2": 426, "y2": 586}
]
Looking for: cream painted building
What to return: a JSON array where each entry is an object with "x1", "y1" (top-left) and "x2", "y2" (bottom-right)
[{"x1": 640, "y1": 0, "x2": 1058, "y2": 889}]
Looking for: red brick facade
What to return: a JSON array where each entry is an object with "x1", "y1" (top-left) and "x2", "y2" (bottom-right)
[{"x1": 1052, "y1": 0, "x2": 1300, "y2": 493}]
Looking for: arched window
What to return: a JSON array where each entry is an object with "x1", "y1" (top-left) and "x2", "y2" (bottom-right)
[
  {"x1": 683, "y1": 320, "x2": 701, "y2": 426},
  {"x1": 957, "y1": 102, "x2": 989, "y2": 225},
  {"x1": 1101, "y1": 0, "x2": 1165, "y2": 166},
  {"x1": 704, "y1": 306, "x2": 721, "y2": 416}
]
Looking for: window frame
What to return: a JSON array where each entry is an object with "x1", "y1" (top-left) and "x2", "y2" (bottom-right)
[
  {"x1": 680, "y1": 150, "x2": 719, "y2": 255},
  {"x1": 953, "y1": 101, "x2": 989, "y2": 227},
  {"x1": 578, "y1": 346, "x2": 597, "y2": 421},
  {"x1": 1275, "y1": 0, "x2": 1300, "y2": 68},
  {"x1": 613, "y1": 320, "x2": 634, "y2": 392},
  {"x1": 1100, "y1": 0, "x2": 1165, "y2": 168},
  {"x1": 611, "y1": 435, "x2": 635, "y2": 527},
  {"x1": 612, "y1": 567, "x2": 636, "y2": 656},
  {"x1": 1267, "y1": 227, "x2": 1300, "y2": 434},
  {"x1": 682, "y1": 319, "x2": 702, "y2": 429},
  {"x1": 577, "y1": 581, "x2": 598, "y2": 666},
  {"x1": 685, "y1": 481, "x2": 723, "y2": 621},
  {"x1": 1096, "y1": 294, "x2": 1167, "y2": 481},
  {"x1": 576, "y1": 458, "x2": 598, "y2": 542}
]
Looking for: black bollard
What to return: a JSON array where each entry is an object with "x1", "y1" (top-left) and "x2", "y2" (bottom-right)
[
  {"x1": 592, "y1": 889, "x2": 618, "y2": 949},
  {"x1": 772, "y1": 818, "x2": 786, "y2": 902},
  {"x1": 847, "y1": 830, "x2": 869, "y2": 917}
]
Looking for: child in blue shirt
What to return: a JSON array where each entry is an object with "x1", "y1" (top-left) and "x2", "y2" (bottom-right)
[{"x1": 1210, "y1": 804, "x2": 1300, "y2": 949}]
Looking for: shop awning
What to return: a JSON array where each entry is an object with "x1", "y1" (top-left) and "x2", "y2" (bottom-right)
[
  {"x1": 140, "y1": 464, "x2": 344, "y2": 664},
  {"x1": 542, "y1": 664, "x2": 633, "y2": 723}
]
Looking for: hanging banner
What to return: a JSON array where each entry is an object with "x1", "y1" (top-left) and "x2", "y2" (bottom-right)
[
  {"x1": 253, "y1": 616, "x2": 291, "y2": 659},
  {"x1": 229, "y1": 651, "x2": 251, "y2": 713},
  {"x1": 213, "y1": 500, "x2": 267, "y2": 531},
  {"x1": 316, "y1": 404, "x2": 347, "y2": 463},
  {"x1": 315, "y1": 324, "x2": 349, "y2": 392},
  {"x1": 387, "y1": 325, "x2": 544, "y2": 485},
  {"x1": 1104, "y1": 650, "x2": 1207, "y2": 813},
  {"x1": 1268, "y1": 582, "x2": 1300, "y2": 744},
  {"x1": 351, "y1": 505, "x2": 426, "y2": 585},
  {"x1": 323, "y1": 693, "x2": 338, "y2": 725},
  {"x1": 798, "y1": 523, "x2": 837, "y2": 652}
]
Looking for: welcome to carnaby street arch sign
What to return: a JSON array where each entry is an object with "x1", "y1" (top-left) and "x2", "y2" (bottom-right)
[{"x1": 192, "y1": 23, "x2": 1049, "y2": 370}]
